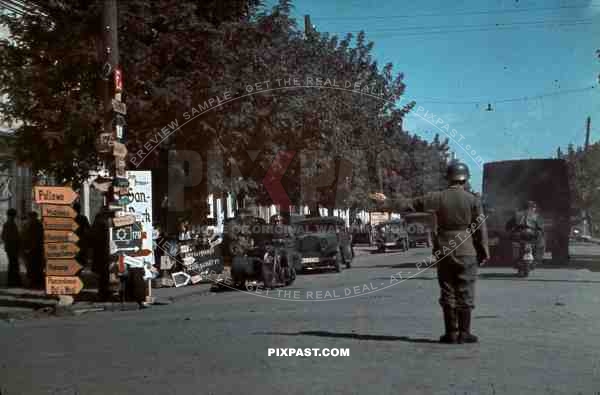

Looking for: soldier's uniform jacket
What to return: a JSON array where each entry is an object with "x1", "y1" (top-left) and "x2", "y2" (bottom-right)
[
  {"x1": 384, "y1": 186, "x2": 489, "y2": 259},
  {"x1": 507, "y1": 209, "x2": 544, "y2": 234}
]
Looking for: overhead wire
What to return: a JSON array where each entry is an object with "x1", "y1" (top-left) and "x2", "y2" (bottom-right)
[
  {"x1": 314, "y1": 3, "x2": 600, "y2": 20},
  {"x1": 324, "y1": 20, "x2": 595, "y2": 39},
  {"x1": 413, "y1": 86, "x2": 597, "y2": 106}
]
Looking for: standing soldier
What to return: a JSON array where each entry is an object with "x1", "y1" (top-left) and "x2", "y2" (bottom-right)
[
  {"x1": 23, "y1": 211, "x2": 45, "y2": 289},
  {"x1": 2, "y1": 208, "x2": 21, "y2": 287},
  {"x1": 91, "y1": 207, "x2": 111, "y2": 301},
  {"x1": 372, "y1": 161, "x2": 489, "y2": 344}
]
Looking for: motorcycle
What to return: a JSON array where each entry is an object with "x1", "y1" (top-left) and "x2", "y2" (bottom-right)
[
  {"x1": 510, "y1": 225, "x2": 538, "y2": 277},
  {"x1": 230, "y1": 237, "x2": 296, "y2": 290}
]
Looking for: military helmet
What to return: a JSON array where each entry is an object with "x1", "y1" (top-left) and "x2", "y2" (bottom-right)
[
  {"x1": 270, "y1": 214, "x2": 283, "y2": 224},
  {"x1": 6, "y1": 208, "x2": 16, "y2": 217},
  {"x1": 446, "y1": 161, "x2": 470, "y2": 182}
]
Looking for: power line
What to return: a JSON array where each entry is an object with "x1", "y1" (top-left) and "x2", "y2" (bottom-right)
[
  {"x1": 315, "y1": 3, "x2": 600, "y2": 21},
  {"x1": 325, "y1": 20, "x2": 595, "y2": 39},
  {"x1": 413, "y1": 85, "x2": 597, "y2": 105},
  {"x1": 327, "y1": 18, "x2": 595, "y2": 33}
]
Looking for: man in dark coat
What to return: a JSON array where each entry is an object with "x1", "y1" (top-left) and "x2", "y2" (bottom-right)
[
  {"x1": 73, "y1": 202, "x2": 91, "y2": 266},
  {"x1": 23, "y1": 211, "x2": 45, "y2": 289},
  {"x1": 91, "y1": 207, "x2": 112, "y2": 301},
  {"x1": 372, "y1": 161, "x2": 489, "y2": 344},
  {"x1": 2, "y1": 208, "x2": 21, "y2": 287}
]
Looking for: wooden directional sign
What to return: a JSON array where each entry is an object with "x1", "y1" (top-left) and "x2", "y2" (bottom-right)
[
  {"x1": 115, "y1": 158, "x2": 127, "y2": 171},
  {"x1": 112, "y1": 177, "x2": 129, "y2": 188},
  {"x1": 46, "y1": 276, "x2": 84, "y2": 295},
  {"x1": 45, "y1": 242, "x2": 79, "y2": 259},
  {"x1": 44, "y1": 230, "x2": 79, "y2": 243},
  {"x1": 46, "y1": 260, "x2": 83, "y2": 276},
  {"x1": 112, "y1": 141, "x2": 128, "y2": 158},
  {"x1": 112, "y1": 214, "x2": 136, "y2": 228},
  {"x1": 111, "y1": 98, "x2": 127, "y2": 115},
  {"x1": 43, "y1": 217, "x2": 78, "y2": 232},
  {"x1": 34, "y1": 186, "x2": 78, "y2": 205},
  {"x1": 96, "y1": 132, "x2": 115, "y2": 153},
  {"x1": 42, "y1": 205, "x2": 77, "y2": 219}
]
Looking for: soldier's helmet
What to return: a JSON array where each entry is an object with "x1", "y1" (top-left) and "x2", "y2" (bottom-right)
[
  {"x1": 270, "y1": 214, "x2": 283, "y2": 225},
  {"x1": 446, "y1": 161, "x2": 470, "y2": 182},
  {"x1": 7, "y1": 208, "x2": 16, "y2": 217}
]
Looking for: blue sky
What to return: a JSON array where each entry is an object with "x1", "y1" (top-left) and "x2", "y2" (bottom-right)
[{"x1": 266, "y1": 0, "x2": 600, "y2": 191}]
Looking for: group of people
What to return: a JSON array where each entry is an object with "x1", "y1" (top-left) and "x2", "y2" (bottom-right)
[
  {"x1": 2, "y1": 209, "x2": 46, "y2": 288},
  {"x1": 0, "y1": 202, "x2": 114, "y2": 294}
]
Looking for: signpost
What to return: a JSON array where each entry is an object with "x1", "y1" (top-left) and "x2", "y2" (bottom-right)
[
  {"x1": 46, "y1": 260, "x2": 83, "y2": 276},
  {"x1": 112, "y1": 141, "x2": 127, "y2": 158},
  {"x1": 112, "y1": 214, "x2": 136, "y2": 228},
  {"x1": 45, "y1": 242, "x2": 79, "y2": 259},
  {"x1": 46, "y1": 276, "x2": 84, "y2": 295},
  {"x1": 44, "y1": 230, "x2": 79, "y2": 243},
  {"x1": 34, "y1": 186, "x2": 78, "y2": 205},
  {"x1": 42, "y1": 217, "x2": 79, "y2": 231},
  {"x1": 42, "y1": 205, "x2": 77, "y2": 219},
  {"x1": 35, "y1": 185, "x2": 83, "y2": 296}
]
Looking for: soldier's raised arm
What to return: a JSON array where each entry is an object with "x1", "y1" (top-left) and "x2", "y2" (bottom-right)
[{"x1": 370, "y1": 192, "x2": 432, "y2": 213}]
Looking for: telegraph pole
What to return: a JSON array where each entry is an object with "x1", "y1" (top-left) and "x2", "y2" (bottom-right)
[
  {"x1": 304, "y1": 15, "x2": 312, "y2": 37},
  {"x1": 95, "y1": 0, "x2": 133, "y2": 300},
  {"x1": 584, "y1": 116, "x2": 591, "y2": 151}
]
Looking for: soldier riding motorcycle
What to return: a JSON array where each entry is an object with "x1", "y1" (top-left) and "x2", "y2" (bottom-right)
[{"x1": 506, "y1": 201, "x2": 544, "y2": 277}]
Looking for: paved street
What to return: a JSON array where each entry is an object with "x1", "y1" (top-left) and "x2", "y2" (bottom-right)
[{"x1": 1, "y1": 245, "x2": 600, "y2": 395}]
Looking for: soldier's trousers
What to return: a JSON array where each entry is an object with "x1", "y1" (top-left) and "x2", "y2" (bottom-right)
[{"x1": 437, "y1": 254, "x2": 478, "y2": 310}]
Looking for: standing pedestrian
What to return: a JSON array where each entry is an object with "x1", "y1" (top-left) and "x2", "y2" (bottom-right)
[
  {"x1": 91, "y1": 207, "x2": 111, "y2": 301},
  {"x1": 73, "y1": 202, "x2": 91, "y2": 266},
  {"x1": 372, "y1": 161, "x2": 489, "y2": 344},
  {"x1": 23, "y1": 211, "x2": 45, "y2": 289},
  {"x1": 2, "y1": 208, "x2": 21, "y2": 287}
]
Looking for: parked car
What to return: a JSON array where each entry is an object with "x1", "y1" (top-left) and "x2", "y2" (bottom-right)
[
  {"x1": 403, "y1": 212, "x2": 434, "y2": 248},
  {"x1": 374, "y1": 219, "x2": 409, "y2": 252},
  {"x1": 293, "y1": 216, "x2": 353, "y2": 272}
]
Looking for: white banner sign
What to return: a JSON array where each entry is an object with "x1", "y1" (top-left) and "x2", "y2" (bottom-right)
[{"x1": 125, "y1": 171, "x2": 153, "y2": 267}]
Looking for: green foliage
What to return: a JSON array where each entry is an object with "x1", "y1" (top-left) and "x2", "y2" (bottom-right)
[
  {"x1": 1, "y1": 0, "x2": 449, "y2": 209},
  {"x1": 558, "y1": 142, "x2": 600, "y2": 232}
]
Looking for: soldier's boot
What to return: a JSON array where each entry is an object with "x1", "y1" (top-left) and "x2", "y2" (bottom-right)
[
  {"x1": 457, "y1": 308, "x2": 478, "y2": 343},
  {"x1": 439, "y1": 307, "x2": 458, "y2": 344}
]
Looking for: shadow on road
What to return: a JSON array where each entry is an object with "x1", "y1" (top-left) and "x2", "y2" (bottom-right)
[
  {"x1": 255, "y1": 330, "x2": 439, "y2": 344},
  {"x1": 478, "y1": 274, "x2": 600, "y2": 283}
]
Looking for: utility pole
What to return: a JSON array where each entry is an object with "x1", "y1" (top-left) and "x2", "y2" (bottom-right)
[
  {"x1": 584, "y1": 116, "x2": 591, "y2": 151},
  {"x1": 95, "y1": 0, "x2": 134, "y2": 300},
  {"x1": 304, "y1": 15, "x2": 313, "y2": 37}
]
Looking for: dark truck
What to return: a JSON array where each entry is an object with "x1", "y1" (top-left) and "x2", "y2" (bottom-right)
[{"x1": 482, "y1": 159, "x2": 571, "y2": 265}]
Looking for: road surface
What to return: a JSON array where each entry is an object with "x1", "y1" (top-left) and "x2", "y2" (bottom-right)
[{"x1": 1, "y1": 244, "x2": 599, "y2": 394}]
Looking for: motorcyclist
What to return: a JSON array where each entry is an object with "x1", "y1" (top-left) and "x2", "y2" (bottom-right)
[{"x1": 505, "y1": 200, "x2": 545, "y2": 267}]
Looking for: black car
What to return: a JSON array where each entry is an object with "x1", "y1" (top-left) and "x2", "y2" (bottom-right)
[
  {"x1": 294, "y1": 216, "x2": 353, "y2": 272},
  {"x1": 374, "y1": 219, "x2": 409, "y2": 252},
  {"x1": 403, "y1": 212, "x2": 434, "y2": 248}
]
